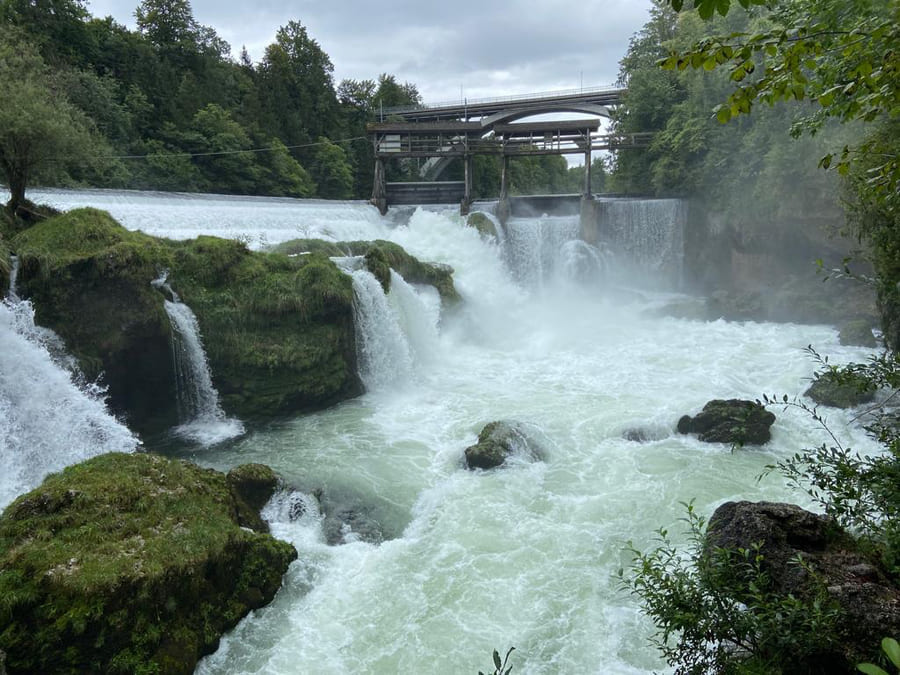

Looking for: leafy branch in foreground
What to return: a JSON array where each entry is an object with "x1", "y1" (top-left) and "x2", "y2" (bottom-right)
[
  {"x1": 620, "y1": 500, "x2": 840, "y2": 674},
  {"x1": 479, "y1": 647, "x2": 515, "y2": 675},
  {"x1": 659, "y1": 0, "x2": 899, "y2": 203}
]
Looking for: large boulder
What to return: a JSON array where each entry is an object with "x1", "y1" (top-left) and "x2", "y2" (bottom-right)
[
  {"x1": 677, "y1": 399, "x2": 775, "y2": 445},
  {"x1": 464, "y1": 420, "x2": 544, "y2": 470},
  {"x1": 13, "y1": 209, "x2": 179, "y2": 433},
  {"x1": 705, "y1": 501, "x2": 900, "y2": 671},
  {"x1": 12, "y1": 210, "x2": 363, "y2": 431},
  {"x1": 805, "y1": 371, "x2": 876, "y2": 409},
  {"x1": 466, "y1": 211, "x2": 501, "y2": 241},
  {"x1": 169, "y1": 236, "x2": 362, "y2": 419},
  {"x1": 0, "y1": 453, "x2": 296, "y2": 675}
]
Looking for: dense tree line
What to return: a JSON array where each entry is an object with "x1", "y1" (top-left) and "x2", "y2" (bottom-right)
[{"x1": 0, "y1": 0, "x2": 584, "y2": 205}]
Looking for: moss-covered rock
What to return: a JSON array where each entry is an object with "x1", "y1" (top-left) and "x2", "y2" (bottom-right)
[
  {"x1": 466, "y1": 211, "x2": 500, "y2": 240},
  {"x1": 839, "y1": 319, "x2": 877, "y2": 347},
  {"x1": 12, "y1": 210, "x2": 364, "y2": 429},
  {"x1": 0, "y1": 453, "x2": 297, "y2": 675},
  {"x1": 169, "y1": 237, "x2": 362, "y2": 419},
  {"x1": 345, "y1": 240, "x2": 461, "y2": 306},
  {"x1": 464, "y1": 420, "x2": 544, "y2": 470},
  {"x1": 12, "y1": 208, "x2": 178, "y2": 433},
  {"x1": 677, "y1": 399, "x2": 776, "y2": 445},
  {"x1": 270, "y1": 238, "x2": 347, "y2": 258},
  {"x1": 805, "y1": 370, "x2": 877, "y2": 408}
]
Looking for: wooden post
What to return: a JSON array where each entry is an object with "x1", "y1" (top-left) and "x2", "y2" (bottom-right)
[
  {"x1": 497, "y1": 154, "x2": 511, "y2": 225},
  {"x1": 583, "y1": 128, "x2": 593, "y2": 198},
  {"x1": 460, "y1": 154, "x2": 473, "y2": 216},
  {"x1": 372, "y1": 157, "x2": 387, "y2": 215}
]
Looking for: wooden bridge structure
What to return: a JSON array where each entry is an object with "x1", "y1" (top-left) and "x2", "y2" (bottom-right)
[{"x1": 368, "y1": 85, "x2": 649, "y2": 217}]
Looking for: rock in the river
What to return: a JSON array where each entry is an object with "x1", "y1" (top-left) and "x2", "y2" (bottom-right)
[
  {"x1": 805, "y1": 371, "x2": 876, "y2": 408},
  {"x1": 12, "y1": 210, "x2": 364, "y2": 431},
  {"x1": 677, "y1": 399, "x2": 775, "y2": 445},
  {"x1": 466, "y1": 211, "x2": 500, "y2": 241},
  {"x1": 705, "y1": 501, "x2": 900, "y2": 671},
  {"x1": 838, "y1": 319, "x2": 877, "y2": 347},
  {"x1": 0, "y1": 453, "x2": 296, "y2": 675},
  {"x1": 464, "y1": 420, "x2": 543, "y2": 469}
]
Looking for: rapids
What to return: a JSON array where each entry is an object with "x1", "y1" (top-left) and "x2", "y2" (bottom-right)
[{"x1": 4, "y1": 188, "x2": 882, "y2": 673}]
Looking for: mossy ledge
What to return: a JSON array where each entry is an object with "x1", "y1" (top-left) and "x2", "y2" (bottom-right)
[
  {"x1": 0, "y1": 452, "x2": 297, "y2": 675},
  {"x1": 274, "y1": 238, "x2": 462, "y2": 306},
  {"x1": 12, "y1": 208, "x2": 363, "y2": 431}
]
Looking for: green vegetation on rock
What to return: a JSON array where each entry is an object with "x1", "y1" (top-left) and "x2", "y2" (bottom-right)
[
  {"x1": 10, "y1": 209, "x2": 366, "y2": 431},
  {"x1": 169, "y1": 238, "x2": 361, "y2": 418},
  {"x1": 12, "y1": 208, "x2": 178, "y2": 432},
  {"x1": 0, "y1": 452, "x2": 296, "y2": 675}
]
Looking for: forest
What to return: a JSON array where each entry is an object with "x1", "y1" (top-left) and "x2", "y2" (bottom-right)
[{"x1": 0, "y1": 0, "x2": 589, "y2": 207}]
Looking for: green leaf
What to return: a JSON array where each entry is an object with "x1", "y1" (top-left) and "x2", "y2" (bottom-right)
[
  {"x1": 493, "y1": 649, "x2": 502, "y2": 670},
  {"x1": 856, "y1": 664, "x2": 889, "y2": 675},
  {"x1": 715, "y1": 106, "x2": 732, "y2": 123},
  {"x1": 819, "y1": 154, "x2": 833, "y2": 169},
  {"x1": 882, "y1": 637, "x2": 900, "y2": 668}
]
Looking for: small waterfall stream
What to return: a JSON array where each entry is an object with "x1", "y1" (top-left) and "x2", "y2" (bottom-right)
[
  {"x1": 152, "y1": 273, "x2": 244, "y2": 445},
  {"x1": 7, "y1": 254, "x2": 20, "y2": 301}
]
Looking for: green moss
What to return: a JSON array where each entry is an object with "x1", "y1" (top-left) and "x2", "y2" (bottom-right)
[
  {"x1": 12, "y1": 209, "x2": 178, "y2": 432},
  {"x1": 271, "y1": 238, "x2": 347, "y2": 257},
  {"x1": 345, "y1": 239, "x2": 462, "y2": 305},
  {"x1": 0, "y1": 453, "x2": 296, "y2": 675},
  {"x1": 170, "y1": 243, "x2": 361, "y2": 418}
]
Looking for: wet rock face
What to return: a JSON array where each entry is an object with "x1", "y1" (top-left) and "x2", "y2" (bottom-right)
[
  {"x1": 839, "y1": 319, "x2": 877, "y2": 347},
  {"x1": 677, "y1": 399, "x2": 776, "y2": 445},
  {"x1": 705, "y1": 501, "x2": 900, "y2": 671},
  {"x1": 464, "y1": 420, "x2": 544, "y2": 470}
]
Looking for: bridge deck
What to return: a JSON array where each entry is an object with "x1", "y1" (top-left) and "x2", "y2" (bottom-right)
[{"x1": 382, "y1": 85, "x2": 625, "y2": 122}]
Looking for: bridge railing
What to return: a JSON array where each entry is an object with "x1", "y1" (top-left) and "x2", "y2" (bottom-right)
[{"x1": 382, "y1": 84, "x2": 623, "y2": 116}]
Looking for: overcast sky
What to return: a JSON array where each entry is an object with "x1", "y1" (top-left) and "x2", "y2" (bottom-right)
[{"x1": 85, "y1": 0, "x2": 653, "y2": 104}]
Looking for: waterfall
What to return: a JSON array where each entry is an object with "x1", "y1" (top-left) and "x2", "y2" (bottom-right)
[
  {"x1": 153, "y1": 273, "x2": 244, "y2": 445},
  {"x1": 502, "y1": 215, "x2": 584, "y2": 288},
  {"x1": 595, "y1": 198, "x2": 686, "y2": 287},
  {"x1": 0, "y1": 298, "x2": 139, "y2": 509},
  {"x1": 387, "y1": 270, "x2": 440, "y2": 366},
  {"x1": 348, "y1": 268, "x2": 414, "y2": 390},
  {"x1": 7, "y1": 254, "x2": 20, "y2": 301}
]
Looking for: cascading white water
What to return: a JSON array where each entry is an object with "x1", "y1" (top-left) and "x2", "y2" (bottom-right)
[
  {"x1": 7, "y1": 254, "x2": 20, "y2": 301},
  {"x1": 162, "y1": 299, "x2": 244, "y2": 445},
  {"x1": 348, "y1": 268, "x2": 415, "y2": 390},
  {"x1": 503, "y1": 215, "x2": 582, "y2": 288},
  {"x1": 0, "y1": 298, "x2": 138, "y2": 509},
  {"x1": 10, "y1": 190, "x2": 882, "y2": 674},
  {"x1": 596, "y1": 198, "x2": 686, "y2": 287},
  {"x1": 387, "y1": 270, "x2": 441, "y2": 366},
  {"x1": 152, "y1": 272, "x2": 244, "y2": 445}
]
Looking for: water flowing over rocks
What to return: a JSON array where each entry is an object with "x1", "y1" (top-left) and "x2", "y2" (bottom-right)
[
  {"x1": 10, "y1": 209, "x2": 381, "y2": 432},
  {"x1": 839, "y1": 319, "x2": 878, "y2": 347},
  {"x1": 705, "y1": 501, "x2": 900, "y2": 671},
  {"x1": 0, "y1": 453, "x2": 296, "y2": 675},
  {"x1": 464, "y1": 420, "x2": 544, "y2": 469},
  {"x1": 677, "y1": 399, "x2": 776, "y2": 445}
]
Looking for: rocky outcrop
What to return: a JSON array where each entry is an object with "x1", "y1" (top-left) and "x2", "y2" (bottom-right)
[
  {"x1": 12, "y1": 209, "x2": 363, "y2": 431},
  {"x1": 677, "y1": 399, "x2": 775, "y2": 445},
  {"x1": 705, "y1": 501, "x2": 900, "y2": 671},
  {"x1": 0, "y1": 453, "x2": 297, "y2": 675},
  {"x1": 466, "y1": 211, "x2": 501, "y2": 241},
  {"x1": 464, "y1": 420, "x2": 544, "y2": 469},
  {"x1": 839, "y1": 319, "x2": 877, "y2": 347},
  {"x1": 805, "y1": 371, "x2": 876, "y2": 409}
]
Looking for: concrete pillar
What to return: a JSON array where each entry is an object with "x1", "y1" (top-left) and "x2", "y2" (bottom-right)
[{"x1": 371, "y1": 157, "x2": 387, "y2": 215}]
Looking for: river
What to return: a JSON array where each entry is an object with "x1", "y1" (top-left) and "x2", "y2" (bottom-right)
[{"x1": 2, "y1": 188, "x2": 880, "y2": 673}]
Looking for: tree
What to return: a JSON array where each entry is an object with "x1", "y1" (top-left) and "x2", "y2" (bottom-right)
[
  {"x1": 135, "y1": 0, "x2": 198, "y2": 52},
  {"x1": 309, "y1": 137, "x2": 353, "y2": 199},
  {"x1": 0, "y1": 33, "x2": 98, "y2": 215}
]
